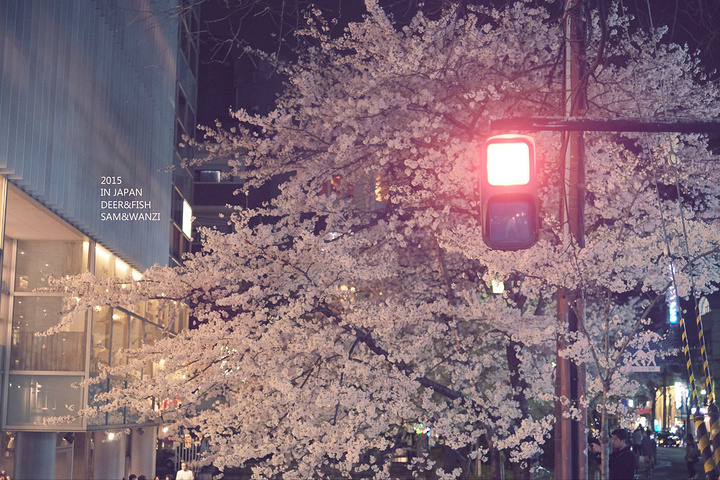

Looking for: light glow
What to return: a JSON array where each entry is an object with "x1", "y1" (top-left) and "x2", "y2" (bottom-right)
[
  {"x1": 675, "y1": 382, "x2": 686, "y2": 409},
  {"x1": 486, "y1": 142, "x2": 530, "y2": 186},
  {"x1": 667, "y1": 264, "x2": 678, "y2": 324},
  {"x1": 182, "y1": 199, "x2": 193, "y2": 238}
]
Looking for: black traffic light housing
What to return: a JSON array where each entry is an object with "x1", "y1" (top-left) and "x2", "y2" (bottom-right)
[{"x1": 480, "y1": 135, "x2": 540, "y2": 250}]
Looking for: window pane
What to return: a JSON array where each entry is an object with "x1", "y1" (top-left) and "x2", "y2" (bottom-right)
[
  {"x1": 15, "y1": 241, "x2": 87, "y2": 291},
  {"x1": 145, "y1": 300, "x2": 168, "y2": 330},
  {"x1": 87, "y1": 376, "x2": 109, "y2": 427},
  {"x1": 114, "y1": 257, "x2": 131, "y2": 279},
  {"x1": 129, "y1": 315, "x2": 143, "y2": 350},
  {"x1": 91, "y1": 306, "x2": 112, "y2": 375},
  {"x1": 107, "y1": 378, "x2": 127, "y2": 425},
  {"x1": 110, "y1": 309, "x2": 128, "y2": 365},
  {"x1": 10, "y1": 297, "x2": 86, "y2": 371},
  {"x1": 144, "y1": 323, "x2": 160, "y2": 346},
  {"x1": 95, "y1": 245, "x2": 114, "y2": 279},
  {"x1": 197, "y1": 170, "x2": 221, "y2": 182},
  {"x1": 2, "y1": 237, "x2": 12, "y2": 292},
  {"x1": 7, "y1": 374, "x2": 83, "y2": 427}
]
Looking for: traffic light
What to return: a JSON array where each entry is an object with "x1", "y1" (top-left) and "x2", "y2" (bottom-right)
[{"x1": 480, "y1": 135, "x2": 539, "y2": 250}]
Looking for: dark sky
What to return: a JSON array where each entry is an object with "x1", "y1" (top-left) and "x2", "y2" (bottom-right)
[
  {"x1": 196, "y1": 0, "x2": 367, "y2": 128},
  {"x1": 195, "y1": 0, "x2": 720, "y2": 130}
]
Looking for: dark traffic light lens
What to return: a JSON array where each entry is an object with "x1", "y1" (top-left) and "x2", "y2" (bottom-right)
[{"x1": 487, "y1": 200, "x2": 537, "y2": 246}]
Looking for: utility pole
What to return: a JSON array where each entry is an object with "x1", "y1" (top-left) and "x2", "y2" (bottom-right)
[
  {"x1": 554, "y1": 0, "x2": 588, "y2": 478},
  {"x1": 488, "y1": 5, "x2": 720, "y2": 480}
]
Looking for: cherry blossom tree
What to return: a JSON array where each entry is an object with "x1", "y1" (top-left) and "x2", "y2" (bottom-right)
[{"x1": 52, "y1": 1, "x2": 720, "y2": 478}]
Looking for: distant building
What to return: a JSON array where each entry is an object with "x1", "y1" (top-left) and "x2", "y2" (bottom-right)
[{"x1": 0, "y1": 0, "x2": 196, "y2": 478}]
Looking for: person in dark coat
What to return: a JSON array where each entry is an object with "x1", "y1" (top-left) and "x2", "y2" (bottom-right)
[
  {"x1": 641, "y1": 430, "x2": 657, "y2": 466},
  {"x1": 609, "y1": 428, "x2": 636, "y2": 480},
  {"x1": 685, "y1": 435, "x2": 700, "y2": 479},
  {"x1": 588, "y1": 437, "x2": 602, "y2": 480}
]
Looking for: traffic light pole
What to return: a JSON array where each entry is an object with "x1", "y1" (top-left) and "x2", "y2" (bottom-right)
[
  {"x1": 555, "y1": 1, "x2": 587, "y2": 479},
  {"x1": 490, "y1": 117, "x2": 720, "y2": 134}
]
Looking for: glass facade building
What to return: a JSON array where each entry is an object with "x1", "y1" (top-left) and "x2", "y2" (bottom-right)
[{"x1": 0, "y1": 0, "x2": 196, "y2": 478}]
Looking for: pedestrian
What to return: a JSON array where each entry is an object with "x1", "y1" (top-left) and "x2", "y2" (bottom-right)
[
  {"x1": 165, "y1": 475, "x2": 173, "y2": 480},
  {"x1": 138, "y1": 476, "x2": 147, "y2": 480},
  {"x1": 176, "y1": 462, "x2": 194, "y2": 480},
  {"x1": 632, "y1": 426, "x2": 644, "y2": 466},
  {"x1": 609, "y1": 428, "x2": 636, "y2": 480},
  {"x1": 641, "y1": 429, "x2": 657, "y2": 473},
  {"x1": 588, "y1": 437, "x2": 602, "y2": 480},
  {"x1": 685, "y1": 435, "x2": 700, "y2": 480},
  {"x1": 642, "y1": 429, "x2": 657, "y2": 462},
  {"x1": 0, "y1": 470, "x2": 7, "y2": 480},
  {"x1": 129, "y1": 475, "x2": 137, "y2": 480}
]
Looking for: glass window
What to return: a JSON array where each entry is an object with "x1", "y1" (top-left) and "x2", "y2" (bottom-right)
[
  {"x1": 2, "y1": 236, "x2": 12, "y2": 292},
  {"x1": 10, "y1": 297, "x2": 86, "y2": 371},
  {"x1": 91, "y1": 306, "x2": 112, "y2": 375},
  {"x1": 114, "y1": 257, "x2": 131, "y2": 279},
  {"x1": 129, "y1": 315, "x2": 143, "y2": 351},
  {"x1": 171, "y1": 188, "x2": 184, "y2": 226},
  {"x1": 87, "y1": 374, "x2": 110, "y2": 427},
  {"x1": 179, "y1": 303, "x2": 190, "y2": 333},
  {"x1": 94, "y1": 245, "x2": 114, "y2": 279},
  {"x1": 107, "y1": 378, "x2": 127, "y2": 425},
  {"x1": 14, "y1": 241, "x2": 87, "y2": 291},
  {"x1": 196, "y1": 170, "x2": 221, "y2": 182},
  {"x1": 1, "y1": 240, "x2": 10, "y2": 351},
  {"x1": 144, "y1": 323, "x2": 160, "y2": 346},
  {"x1": 145, "y1": 300, "x2": 168, "y2": 330},
  {"x1": 6, "y1": 374, "x2": 83, "y2": 427},
  {"x1": 110, "y1": 310, "x2": 128, "y2": 365}
]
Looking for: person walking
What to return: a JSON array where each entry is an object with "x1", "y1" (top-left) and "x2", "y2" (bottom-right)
[
  {"x1": 685, "y1": 435, "x2": 700, "y2": 480},
  {"x1": 609, "y1": 429, "x2": 636, "y2": 480},
  {"x1": 632, "y1": 426, "x2": 644, "y2": 463},
  {"x1": 641, "y1": 429, "x2": 657, "y2": 476},
  {"x1": 589, "y1": 437, "x2": 602, "y2": 480},
  {"x1": 176, "y1": 462, "x2": 194, "y2": 480}
]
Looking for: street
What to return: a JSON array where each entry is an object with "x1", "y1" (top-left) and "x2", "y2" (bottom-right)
[
  {"x1": 205, "y1": 445, "x2": 702, "y2": 480},
  {"x1": 638, "y1": 445, "x2": 695, "y2": 480}
]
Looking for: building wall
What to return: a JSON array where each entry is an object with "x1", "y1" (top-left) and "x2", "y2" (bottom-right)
[
  {"x1": 169, "y1": 0, "x2": 199, "y2": 266},
  {"x1": 0, "y1": 1, "x2": 188, "y2": 478},
  {"x1": 0, "y1": 0, "x2": 178, "y2": 269}
]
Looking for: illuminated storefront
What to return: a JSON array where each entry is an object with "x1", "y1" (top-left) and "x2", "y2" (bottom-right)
[
  {"x1": 0, "y1": 185, "x2": 189, "y2": 478},
  {"x1": 654, "y1": 382, "x2": 690, "y2": 435}
]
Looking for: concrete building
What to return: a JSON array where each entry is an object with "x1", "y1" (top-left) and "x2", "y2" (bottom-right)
[{"x1": 0, "y1": 0, "x2": 196, "y2": 478}]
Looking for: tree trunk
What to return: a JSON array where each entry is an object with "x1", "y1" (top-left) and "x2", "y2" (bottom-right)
[
  {"x1": 486, "y1": 432, "x2": 504, "y2": 480},
  {"x1": 415, "y1": 433, "x2": 429, "y2": 480},
  {"x1": 600, "y1": 387, "x2": 610, "y2": 480},
  {"x1": 506, "y1": 341, "x2": 532, "y2": 480}
]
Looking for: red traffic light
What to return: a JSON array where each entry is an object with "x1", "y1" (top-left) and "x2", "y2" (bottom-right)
[
  {"x1": 486, "y1": 140, "x2": 531, "y2": 186},
  {"x1": 480, "y1": 135, "x2": 539, "y2": 250}
]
